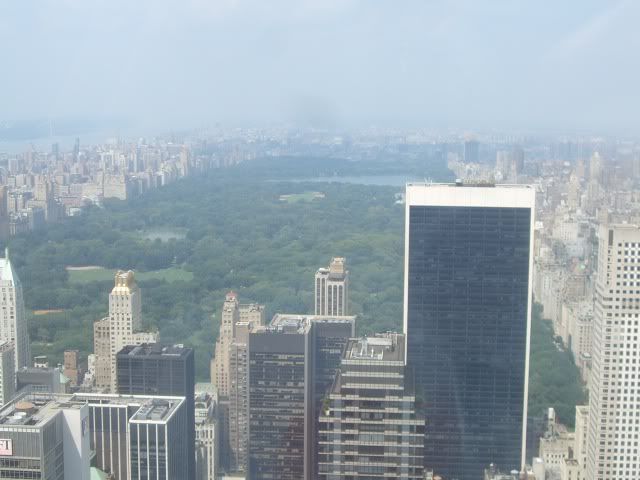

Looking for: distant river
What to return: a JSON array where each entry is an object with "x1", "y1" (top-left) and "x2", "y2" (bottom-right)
[{"x1": 289, "y1": 175, "x2": 427, "y2": 187}]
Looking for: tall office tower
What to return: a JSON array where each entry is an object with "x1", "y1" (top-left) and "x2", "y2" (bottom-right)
[
  {"x1": 210, "y1": 292, "x2": 264, "y2": 473},
  {"x1": 0, "y1": 249, "x2": 30, "y2": 369},
  {"x1": 0, "y1": 393, "x2": 91, "y2": 480},
  {"x1": 404, "y1": 182, "x2": 535, "y2": 480},
  {"x1": 129, "y1": 398, "x2": 190, "y2": 480},
  {"x1": 195, "y1": 388, "x2": 219, "y2": 480},
  {"x1": 308, "y1": 316, "x2": 357, "y2": 477},
  {"x1": 248, "y1": 319, "x2": 308, "y2": 480},
  {"x1": 73, "y1": 137, "x2": 80, "y2": 162},
  {"x1": 0, "y1": 342, "x2": 15, "y2": 406},
  {"x1": 464, "y1": 139, "x2": 480, "y2": 164},
  {"x1": 512, "y1": 146, "x2": 525, "y2": 176},
  {"x1": 72, "y1": 392, "x2": 187, "y2": 480},
  {"x1": 116, "y1": 343, "x2": 195, "y2": 480},
  {"x1": 589, "y1": 151, "x2": 603, "y2": 185},
  {"x1": 586, "y1": 224, "x2": 640, "y2": 480},
  {"x1": 93, "y1": 271, "x2": 158, "y2": 392},
  {"x1": 315, "y1": 257, "x2": 349, "y2": 316},
  {"x1": 227, "y1": 321, "x2": 251, "y2": 472},
  {"x1": 318, "y1": 333, "x2": 425, "y2": 479},
  {"x1": 247, "y1": 314, "x2": 354, "y2": 480}
]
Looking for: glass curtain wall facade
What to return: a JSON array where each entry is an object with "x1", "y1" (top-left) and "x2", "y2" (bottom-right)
[
  {"x1": 116, "y1": 343, "x2": 195, "y2": 480},
  {"x1": 248, "y1": 327, "x2": 309, "y2": 480},
  {"x1": 404, "y1": 183, "x2": 534, "y2": 480}
]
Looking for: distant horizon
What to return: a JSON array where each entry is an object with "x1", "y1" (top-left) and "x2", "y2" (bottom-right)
[
  {"x1": 2, "y1": 1, "x2": 640, "y2": 136},
  {"x1": 1, "y1": 115, "x2": 638, "y2": 145}
]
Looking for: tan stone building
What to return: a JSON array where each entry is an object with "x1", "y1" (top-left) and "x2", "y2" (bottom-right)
[
  {"x1": 93, "y1": 271, "x2": 158, "y2": 391},
  {"x1": 210, "y1": 292, "x2": 264, "y2": 473}
]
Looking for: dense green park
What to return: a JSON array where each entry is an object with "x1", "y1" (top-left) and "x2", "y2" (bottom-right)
[{"x1": 3, "y1": 155, "x2": 585, "y2": 426}]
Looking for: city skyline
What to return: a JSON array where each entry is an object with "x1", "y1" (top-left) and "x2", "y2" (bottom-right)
[
  {"x1": 0, "y1": 126, "x2": 638, "y2": 478},
  {"x1": 2, "y1": 0, "x2": 640, "y2": 477}
]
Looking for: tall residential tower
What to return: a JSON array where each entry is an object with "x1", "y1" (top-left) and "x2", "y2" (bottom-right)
[
  {"x1": 315, "y1": 257, "x2": 349, "y2": 316},
  {"x1": 210, "y1": 292, "x2": 264, "y2": 474},
  {"x1": 404, "y1": 182, "x2": 535, "y2": 479},
  {"x1": 93, "y1": 271, "x2": 158, "y2": 391}
]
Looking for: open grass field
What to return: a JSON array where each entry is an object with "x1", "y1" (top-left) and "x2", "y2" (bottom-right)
[
  {"x1": 279, "y1": 191, "x2": 325, "y2": 203},
  {"x1": 33, "y1": 309, "x2": 65, "y2": 315},
  {"x1": 66, "y1": 266, "x2": 194, "y2": 283}
]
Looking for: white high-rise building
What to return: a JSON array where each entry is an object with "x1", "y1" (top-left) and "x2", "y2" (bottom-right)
[
  {"x1": 0, "y1": 342, "x2": 15, "y2": 406},
  {"x1": 93, "y1": 271, "x2": 158, "y2": 392},
  {"x1": 314, "y1": 257, "x2": 349, "y2": 316},
  {"x1": 587, "y1": 224, "x2": 640, "y2": 480},
  {"x1": 0, "y1": 249, "x2": 30, "y2": 369},
  {"x1": 195, "y1": 386, "x2": 219, "y2": 480}
]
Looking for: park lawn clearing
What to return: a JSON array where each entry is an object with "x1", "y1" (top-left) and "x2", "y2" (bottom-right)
[
  {"x1": 66, "y1": 266, "x2": 194, "y2": 284},
  {"x1": 279, "y1": 191, "x2": 325, "y2": 203}
]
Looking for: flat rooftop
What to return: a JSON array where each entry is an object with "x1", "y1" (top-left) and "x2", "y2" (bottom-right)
[
  {"x1": 406, "y1": 182, "x2": 535, "y2": 209},
  {"x1": 271, "y1": 313, "x2": 355, "y2": 328},
  {"x1": 345, "y1": 333, "x2": 405, "y2": 363},
  {"x1": 0, "y1": 396, "x2": 85, "y2": 428},
  {"x1": 0, "y1": 393, "x2": 187, "y2": 428},
  {"x1": 118, "y1": 343, "x2": 192, "y2": 358},
  {"x1": 406, "y1": 181, "x2": 533, "y2": 189},
  {"x1": 130, "y1": 398, "x2": 182, "y2": 423}
]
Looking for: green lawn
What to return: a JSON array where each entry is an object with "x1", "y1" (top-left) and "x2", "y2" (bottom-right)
[
  {"x1": 279, "y1": 191, "x2": 325, "y2": 203},
  {"x1": 67, "y1": 266, "x2": 194, "y2": 284}
]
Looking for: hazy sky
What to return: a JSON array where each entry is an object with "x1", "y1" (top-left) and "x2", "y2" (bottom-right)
[{"x1": 1, "y1": 0, "x2": 639, "y2": 132}]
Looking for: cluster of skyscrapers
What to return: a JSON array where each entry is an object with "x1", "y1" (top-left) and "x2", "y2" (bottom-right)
[
  {"x1": 0, "y1": 182, "x2": 541, "y2": 480},
  {"x1": 13, "y1": 177, "x2": 640, "y2": 479},
  {"x1": 200, "y1": 183, "x2": 537, "y2": 480}
]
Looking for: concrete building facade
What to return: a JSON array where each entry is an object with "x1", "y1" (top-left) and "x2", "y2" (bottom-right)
[
  {"x1": 195, "y1": 388, "x2": 219, "y2": 480},
  {"x1": 0, "y1": 250, "x2": 30, "y2": 369},
  {"x1": 317, "y1": 333, "x2": 424, "y2": 479},
  {"x1": 587, "y1": 225, "x2": 640, "y2": 479},
  {"x1": 315, "y1": 257, "x2": 349, "y2": 316},
  {"x1": 0, "y1": 394, "x2": 91, "y2": 480},
  {"x1": 0, "y1": 342, "x2": 15, "y2": 407}
]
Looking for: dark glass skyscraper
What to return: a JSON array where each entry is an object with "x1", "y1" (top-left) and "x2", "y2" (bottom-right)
[
  {"x1": 404, "y1": 183, "x2": 535, "y2": 480},
  {"x1": 116, "y1": 343, "x2": 195, "y2": 480},
  {"x1": 247, "y1": 314, "x2": 354, "y2": 480}
]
